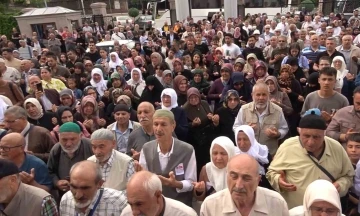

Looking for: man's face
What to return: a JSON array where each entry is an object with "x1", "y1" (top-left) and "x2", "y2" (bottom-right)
[
  {"x1": 89, "y1": 43, "x2": 96, "y2": 52},
  {"x1": 318, "y1": 73, "x2": 335, "y2": 91},
  {"x1": 137, "y1": 104, "x2": 154, "y2": 127},
  {"x1": 293, "y1": 32, "x2": 299, "y2": 40},
  {"x1": 310, "y1": 36, "x2": 319, "y2": 47},
  {"x1": 187, "y1": 41, "x2": 194, "y2": 50},
  {"x1": 354, "y1": 93, "x2": 360, "y2": 112},
  {"x1": 347, "y1": 140, "x2": 360, "y2": 163},
  {"x1": 342, "y1": 36, "x2": 352, "y2": 47},
  {"x1": 318, "y1": 60, "x2": 330, "y2": 70},
  {"x1": 114, "y1": 110, "x2": 130, "y2": 125},
  {"x1": 248, "y1": 37, "x2": 255, "y2": 48},
  {"x1": 59, "y1": 132, "x2": 81, "y2": 154},
  {"x1": 298, "y1": 128, "x2": 325, "y2": 154},
  {"x1": 153, "y1": 117, "x2": 175, "y2": 142},
  {"x1": 326, "y1": 29, "x2": 334, "y2": 37},
  {"x1": 127, "y1": 186, "x2": 161, "y2": 216},
  {"x1": 91, "y1": 139, "x2": 115, "y2": 163},
  {"x1": 67, "y1": 51, "x2": 76, "y2": 60},
  {"x1": 0, "y1": 175, "x2": 17, "y2": 203},
  {"x1": 326, "y1": 39, "x2": 335, "y2": 51},
  {"x1": 252, "y1": 87, "x2": 269, "y2": 110},
  {"x1": 47, "y1": 57, "x2": 56, "y2": 67},
  {"x1": 70, "y1": 173, "x2": 102, "y2": 209},
  {"x1": 1, "y1": 51, "x2": 11, "y2": 61},
  {"x1": 3, "y1": 114, "x2": 26, "y2": 133},
  {"x1": 225, "y1": 36, "x2": 231, "y2": 45},
  {"x1": 0, "y1": 135, "x2": 23, "y2": 160}
]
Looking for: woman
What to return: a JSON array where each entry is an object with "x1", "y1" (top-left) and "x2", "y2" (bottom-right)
[
  {"x1": 172, "y1": 58, "x2": 193, "y2": 81},
  {"x1": 108, "y1": 52, "x2": 123, "y2": 71},
  {"x1": 154, "y1": 62, "x2": 169, "y2": 83},
  {"x1": 192, "y1": 52, "x2": 206, "y2": 71},
  {"x1": 265, "y1": 76, "x2": 293, "y2": 117},
  {"x1": 40, "y1": 67, "x2": 67, "y2": 92},
  {"x1": 184, "y1": 87, "x2": 215, "y2": 172},
  {"x1": 173, "y1": 75, "x2": 189, "y2": 106},
  {"x1": 139, "y1": 76, "x2": 164, "y2": 107},
  {"x1": 207, "y1": 47, "x2": 229, "y2": 81},
  {"x1": 51, "y1": 106, "x2": 90, "y2": 142},
  {"x1": 126, "y1": 68, "x2": 146, "y2": 108},
  {"x1": 331, "y1": 56, "x2": 348, "y2": 92},
  {"x1": 117, "y1": 95, "x2": 138, "y2": 122},
  {"x1": 59, "y1": 53, "x2": 68, "y2": 67},
  {"x1": 73, "y1": 62, "x2": 87, "y2": 91},
  {"x1": 289, "y1": 180, "x2": 344, "y2": 216},
  {"x1": 90, "y1": 68, "x2": 108, "y2": 97},
  {"x1": 304, "y1": 72, "x2": 320, "y2": 98},
  {"x1": 145, "y1": 52, "x2": 163, "y2": 78},
  {"x1": 286, "y1": 57, "x2": 307, "y2": 86},
  {"x1": 74, "y1": 95, "x2": 107, "y2": 133},
  {"x1": 190, "y1": 69, "x2": 210, "y2": 96},
  {"x1": 115, "y1": 65, "x2": 131, "y2": 81},
  {"x1": 59, "y1": 89, "x2": 77, "y2": 113},
  {"x1": 243, "y1": 53, "x2": 258, "y2": 76},
  {"x1": 193, "y1": 136, "x2": 235, "y2": 201},
  {"x1": 24, "y1": 98, "x2": 56, "y2": 131},
  {"x1": 247, "y1": 60, "x2": 269, "y2": 85},
  {"x1": 160, "y1": 88, "x2": 188, "y2": 142},
  {"x1": 234, "y1": 125, "x2": 272, "y2": 189},
  {"x1": 221, "y1": 72, "x2": 252, "y2": 104},
  {"x1": 124, "y1": 58, "x2": 135, "y2": 73},
  {"x1": 281, "y1": 43, "x2": 309, "y2": 73},
  {"x1": 96, "y1": 48, "x2": 110, "y2": 74},
  {"x1": 214, "y1": 90, "x2": 241, "y2": 143},
  {"x1": 161, "y1": 69, "x2": 173, "y2": 88}
]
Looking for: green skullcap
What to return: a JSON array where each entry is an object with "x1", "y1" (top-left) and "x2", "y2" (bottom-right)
[
  {"x1": 153, "y1": 109, "x2": 175, "y2": 123},
  {"x1": 59, "y1": 122, "x2": 81, "y2": 134}
]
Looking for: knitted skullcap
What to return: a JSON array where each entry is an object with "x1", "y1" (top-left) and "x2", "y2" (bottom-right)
[{"x1": 59, "y1": 122, "x2": 81, "y2": 134}]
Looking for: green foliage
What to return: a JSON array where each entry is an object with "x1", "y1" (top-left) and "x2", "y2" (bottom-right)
[
  {"x1": 128, "y1": 7, "x2": 140, "y2": 18},
  {"x1": 299, "y1": 0, "x2": 315, "y2": 12},
  {"x1": 0, "y1": 4, "x2": 20, "y2": 38}
]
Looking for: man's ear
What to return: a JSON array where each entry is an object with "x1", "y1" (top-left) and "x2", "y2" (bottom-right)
[{"x1": 97, "y1": 179, "x2": 105, "y2": 189}]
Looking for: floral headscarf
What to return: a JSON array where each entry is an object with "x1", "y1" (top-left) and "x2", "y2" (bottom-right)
[{"x1": 278, "y1": 64, "x2": 294, "y2": 87}]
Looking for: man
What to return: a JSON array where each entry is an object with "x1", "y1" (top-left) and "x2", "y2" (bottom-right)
[
  {"x1": 0, "y1": 159, "x2": 58, "y2": 215},
  {"x1": 326, "y1": 86, "x2": 360, "y2": 145},
  {"x1": 92, "y1": 22, "x2": 105, "y2": 36},
  {"x1": 17, "y1": 40, "x2": 33, "y2": 60},
  {"x1": 65, "y1": 49, "x2": 82, "y2": 71},
  {"x1": 263, "y1": 36, "x2": 278, "y2": 75},
  {"x1": 269, "y1": 35, "x2": 288, "y2": 76},
  {"x1": 138, "y1": 109, "x2": 196, "y2": 207},
  {"x1": 314, "y1": 37, "x2": 345, "y2": 71},
  {"x1": 46, "y1": 52, "x2": 70, "y2": 80},
  {"x1": 348, "y1": 9, "x2": 360, "y2": 24},
  {"x1": 316, "y1": 22, "x2": 327, "y2": 35},
  {"x1": 194, "y1": 32, "x2": 209, "y2": 55},
  {"x1": 301, "y1": 15, "x2": 314, "y2": 30},
  {"x1": 0, "y1": 58, "x2": 21, "y2": 85},
  {"x1": 107, "y1": 104, "x2": 141, "y2": 153},
  {"x1": 233, "y1": 82, "x2": 289, "y2": 156},
  {"x1": 121, "y1": 170, "x2": 197, "y2": 216},
  {"x1": 200, "y1": 154, "x2": 289, "y2": 215},
  {"x1": 260, "y1": 25, "x2": 274, "y2": 45},
  {"x1": 111, "y1": 27, "x2": 126, "y2": 41},
  {"x1": 47, "y1": 122, "x2": 93, "y2": 197},
  {"x1": 242, "y1": 35, "x2": 265, "y2": 61},
  {"x1": 166, "y1": 27, "x2": 179, "y2": 46},
  {"x1": 82, "y1": 22, "x2": 93, "y2": 34},
  {"x1": 3, "y1": 106, "x2": 54, "y2": 162},
  {"x1": 1, "y1": 47, "x2": 21, "y2": 71},
  {"x1": 0, "y1": 133, "x2": 52, "y2": 192},
  {"x1": 221, "y1": 33, "x2": 242, "y2": 64},
  {"x1": 60, "y1": 161, "x2": 127, "y2": 215},
  {"x1": 127, "y1": 102, "x2": 156, "y2": 159},
  {"x1": 47, "y1": 33, "x2": 61, "y2": 57},
  {"x1": 88, "y1": 128, "x2": 135, "y2": 192},
  {"x1": 302, "y1": 34, "x2": 326, "y2": 73},
  {"x1": 266, "y1": 113, "x2": 354, "y2": 209},
  {"x1": 182, "y1": 39, "x2": 200, "y2": 58},
  {"x1": 31, "y1": 36, "x2": 44, "y2": 54},
  {"x1": 0, "y1": 35, "x2": 8, "y2": 49},
  {"x1": 301, "y1": 67, "x2": 349, "y2": 122},
  {"x1": 336, "y1": 34, "x2": 360, "y2": 75},
  {"x1": 84, "y1": 41, "x2": 101, "y2": 64},
  {"x1": 276, "y1": 16, "x2": 288, "y2": 35}
]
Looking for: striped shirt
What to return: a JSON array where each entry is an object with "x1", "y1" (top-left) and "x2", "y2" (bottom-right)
[{"x1": 301, "y1": 46, "x2": 326, "y2": 62}]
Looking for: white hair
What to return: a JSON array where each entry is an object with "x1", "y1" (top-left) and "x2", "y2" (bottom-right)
[
  {"x1": 91, "y1": 128, "x2": 115, "y2": 141},
  {"x1": 143, "y1": 173, "x2": 162, "y2": 196}
]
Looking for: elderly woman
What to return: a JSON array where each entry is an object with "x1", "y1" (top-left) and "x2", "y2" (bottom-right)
[
  {"x1": 243, "y1": 53, "x2": 258, "y2": 76},
  {"x1": 234, "y1": 125, "x2": 272, "y2": 189},
  {"x1": 24, "y1": 98, "x2": 56, "y2": 131},
  {"x1": 265, "y1": 76, "x2": 293, "y2": 117},
  {"x1": 51, "y1": 106, "x2": 90, "y2": 142},
  {"x1": 331, "y1": 56, "x2": 349, "y2": 93},
  {"x1": 59, "y1": 89, "x2": 77, "y2": 113},
  {"x1": 139, "y1": 76, "x2": 164, "y2": 107},
  {"x1": 108, "y1": 52, "x2": 123, "y2": 71},
  {"x1": 193, "y1": 136, "x2": 235, "y2": 201},
  {"x1": 160, "y1": 88, "x2": 188, "y2": 142},
  {"x1": 126, "y1": 68, "x2": 146, "y2": 108},
  {"x1": 184, "y1": 87, "x2": 216, "y2": 172},
  {"x1": 90, "y1": 68, "x2": 108, "y2": 97},
  {"x1": 161, "y1": 69, "x2": 173, "y2": 88},
  {"x1": 247, "y1": 60, "x2": 269, "y2": 85},
  {"x1": 145, "y1": 52, "x2": 163, "y2": 78},
  {"x1": 289, "y1": 180, "x2": 344, "y2": 216},
  {"x1": 190, "y1": 69, "x2": 211, "y2": 96}
]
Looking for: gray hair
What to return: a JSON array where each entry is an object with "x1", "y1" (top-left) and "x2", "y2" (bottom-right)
[
  {"x1": 143, "y1": 173, "x2": 162, "y2": 196},
  {"x1": 4, "y1": 106, "x2": 27, "y2": 119},
  {"x1": 70, "y1": 161, "x2": 103, "y2": 183},
  {"x1": 252, "y1": 81, "x2": 270, "y2": 93},
  {"x1": 91, "y1": 128, "x2": 115, "y2": 141}
]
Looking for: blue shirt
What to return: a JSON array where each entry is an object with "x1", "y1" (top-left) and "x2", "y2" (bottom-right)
[
  {"x1": 20, "y1": 153, "x2": 53, "y2": 189},
  {"x1": 301, "y1": 46, "x2": 326, "y2": 62},
  {"x1": 112, "y1": 121, "x2": 134, "y2": 153}
]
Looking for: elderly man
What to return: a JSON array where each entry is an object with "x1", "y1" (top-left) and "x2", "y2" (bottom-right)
[
  {"x1": 3, "y1": 106, "x2": 54, "y2": 162},
  {"x1": 138, "y1": 109, "x2": 196, "y2": 207},
  {"x1": 47, "y1": 122, "x2": 93, "y2": 198},
  {"x1": 201, "y1": 154, "x2": 289, "y2": 215},
  {"x1": 111, "y1": 27, "x2": 126, "y2": 41},
  {"x1": 326, "y1": 86, "x2": 360, "y2": 145},
  {"x1": 269, "y1": 35, "x2": 288, "y2": 76},
  {"x1": 336, "y1": 34, "x2": 360, "y2": 75},
  {"x1": 47, "y1": 33, "x2": 61, "y2": 57},
  {"x1": 0, "y1": 58, "x2": 21, "y2": 85},
  {"x1": 266, "y1": 113, "x2": 354, "y2": 209},
  {"x1": 0, "y1": 159, "x2": 58, "y2": 215},
  {"x1": 121, "y1": 171, "x2": 197, "y2": 216},
  {"x1": 60, "y1": 161, "x2": 128, "y2": 215},
  {"x1": 107, "y1": 104, "x2": 141, "y2": 153},
  {"x1": 302, "y1": 34, "x2": 326, "y2": 73},
  {"x1": 0, "y1": 133, "x2": 52, "y2": 192},
  {"x1": 233, "y1": 82, "x2": 288, "y2": 156},
  {"x1": 88, "y1": 129, "x2": 135, "y2": 191},
  {"x1": 1, "y1": 47, "x2": 21, "y2": 71},
  {"x1": 18, "y1": 40, "x2": 33, "y2": 59},
  {"x1": 314, "y1": 37, "x2": 345, "y2": 71}
]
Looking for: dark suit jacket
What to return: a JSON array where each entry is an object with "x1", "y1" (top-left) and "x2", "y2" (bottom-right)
[{"x1": 166, "y1": 33, "x2": 180, "y2": 44}]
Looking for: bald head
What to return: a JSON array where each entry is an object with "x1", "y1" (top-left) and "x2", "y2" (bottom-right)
[
  {"x1": 70, "y1": 161, "x2": 102, "y2": 183},
  {"x1": 228, "y1": 154, "x2": 260, "y2": 176},
  {"x1": 138, "y1": 102, "x2": 155, "y2": 113},
  {"x1": 127, "y1": 171, "x2": 162, "y2": 195},
  {"x1": 0, "y1": 133, "x2": 25, "y2": 147}
]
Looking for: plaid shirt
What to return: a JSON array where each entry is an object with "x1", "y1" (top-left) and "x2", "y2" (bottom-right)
[
  {"x1": 41, "y1": 196, "x2": 59, "y2": 216},
  {"x1": 60, "y1": 188, "x2": 127, "y2": 216}
]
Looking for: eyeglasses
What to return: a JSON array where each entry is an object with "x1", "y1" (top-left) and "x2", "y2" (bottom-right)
[
  {"x1": 0, "y1": 144, "x2": 24, "y2": 152},
  {"x1": 309, "y1": 207, "x2": 339, "y2": 216}
]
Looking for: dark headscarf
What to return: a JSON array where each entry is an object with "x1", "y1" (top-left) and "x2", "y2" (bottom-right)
[
  {"x1": 73, "y1": 62, "x2": 87, "y2": 90},
  {"x1": 190, "y1": 69, "x2": 210, "y2": 93},
  {"x1": 221, "y1": 72, "x2": 252, "y2": 103},
  {"x1": 304, "y1": 72, "x2": 320, "y2": 97},
  {"x1": 183, "y1": 87, "x2": 211, "y2": 126},
  {"x1": 139, "y1": 76, "x2": 164, "y2": 106},
  {"x1": 265, "y1": 76, "x2": 282, "y2": 101},
  {"x1": 223, "y1": 90, "x2": 241, "y2": 115},
  {"x1": 56, "y1": 106, "x2": 82, "y2": 128},
  {"x1": 173, "y1": 75, "x2": 188, "y2": 95}
]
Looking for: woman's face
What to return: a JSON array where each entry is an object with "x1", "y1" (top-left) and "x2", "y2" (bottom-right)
[
  {"x1": 215, "y1": 51, "x2": 223, "y2": 61},
  {"x1": 60, "y1": 55, "x2": 67, "y2": 63},
  {"x1": 148, "y1": 85, "x2": 154, "y2": 91},
  {"x1": 40, "y1": 69, "x2": 51, "y2": 81},
  {"x1": 100, "y1": 50, "x2": 107, "y2": 58},
  {"x1": 87, "y1": 89, "x2": 97, "y2": 99},
  {"x1": 132, "y1": 71, "x2": 140, "y2": 81},
  {"x1": 290, "y1": 48, "x2": 299, "y2": 57},
  {"x1": 92, "y1": 74, "x2": 101, "y2": 83},
  {"x1": 193, "y1": 54, "x2": 200, "y2": 63},
  {"x1": 111, "y1": 54, "x2": 116, "y2": 62},
  {"x1": 83, "y1": 102, "x2": 94, "y2": 115},
  {"x1": 333, "y1": 60, "x2": 342, "y2": 70},
  {"x1": 237, "y1": 131, "x2": 251, "y2": 152},
  {"x1": 131, "y1": 49, "x2": 138, "y2": 57},
  {"x1": 189, "y1": 94, "x2": 200, "y2": 106},
  {"x1": 164, "y1": 74, "x2": 172, "y2": 84},
  {"x1": 162, "y1": 95, "x2": 172, "y2": 107},
  {"x1": 234, "y1": 63, "x2": 244, "y2": 72},
  {"x1": 179, "y1": 80, "x2": 188, "y2": 92},
  {"x1": 248, "y1": 58, "x2": 255, "y2": 66},
  {"x1": 25, "y1": 103, "x2": 39, "y2": 117},
  {"x1": 112, "y1": 78, "x2": 121, "y2": 88},
  {"x1": 211, "y1": 144, "x2": 229, "y2": 169},
  {"x1": 266, "y1": 80, "x2": 276, "y2": 93},
  {"x1": 124, "y1": 61, "x2": 131, "y2": 70},
  {"x1": 227, "y1": 96, "x2": 239, "y2": 109},
  {"x1": 61, "y1": 110, "x2": 74, "y2": 123},
  {"x1": 309, "y1": 201, "x2": 339, "y2": 216},
  {"x1": 255, "y1": 67, "x2": 266, "y2": 77},
  {"x1": 221, "y1": 70, "x2": 230, "y2": 81},
  {"x1": 194, "y1": 74, "x2": 202, "y2": 83},
  {"x1": 151, "y1": 55, "x2": 159, "y2": 65},
  {"x1": 203, "y1": 72, "x2": 209, "y2": 80},
  {"x1": 280, "y1": 71, "x2": 290, "y2": 80}
]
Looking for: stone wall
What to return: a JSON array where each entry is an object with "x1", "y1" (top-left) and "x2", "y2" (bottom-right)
[{"x1": 47, "y1": 0, "x2": 129, "y2": 14}]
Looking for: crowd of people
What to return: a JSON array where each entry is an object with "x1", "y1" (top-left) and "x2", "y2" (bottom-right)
[{"x1": 1, "y1": 7, "x2": 360, "y2": 216}]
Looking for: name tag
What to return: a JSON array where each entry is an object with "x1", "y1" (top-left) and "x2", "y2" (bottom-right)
[{"x1": 175, "y1": 163, "x2": 184, "y2": 175}]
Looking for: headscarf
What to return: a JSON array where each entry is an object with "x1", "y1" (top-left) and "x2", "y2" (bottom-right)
[
  {"x1": 253, "y1": 60, "x2": 268, "y2": 80},
  {"x1": 190, "y1": 69, "x2": 210, "y2": 92},
  {"x1": 109, "y1": 52, "x2": 123, "y2": 69},
  {"x1": 0, "y1": 96, "x2": 11, "y2": 123},
  {"x1": 183, "y1": 87, "x2": 210, "y2": 124},
  {"x1": 117, "y1": 95, "x2": 132, "y2": 107},
  {"x1": 244, "y1": 53, "x2": 258, "y2": 74},
  {"x1": 234, "y1": 27, "x2": 241, "y2": 38},
  {"x1": 278, "y1": 64, "x2": 294, "y2": 87},
  {"x1": 265, "y1": 76, "x2": 283, "y2": 102},
  {"x1": 161, "y1": 70, "x2": 173, "y2": 88},
  {"x1": 134, "y1": 56, "x2": 145, "y2": 67},
  {"x1": 127, "y1": 68, "x2": 144, "y2": 85},
  {"x1": 304, "y1": 72, "x2": 320, "y2": 97},
  {"x1": 151, "y1": 52, "x2": 163, "y2": 66},
  {"x1": 234, "y1": 125, "x2": 269, "y2": 175},
  {"x1": 172, "y1": 58, "x2": 184, "y2": 72},
  {"x1": 173, "y1": 75, "x2": 188, "y2": 95},
  {"x1": 205, "y1": 136, "x2": 235, "y2": 192},
  {"x1": 90, "y1": 68, "x2": 108, "y2": 97},
  {"x1": 223, "y1": 90, "x2": 241, "y2": 115},
  {"x1": 331, "y1": 56, "x2": 348, "y2": 90},
  {"x1": 161, "y1": 88, "x2": 178, "y2": 110},
  {"x1": 59, "y1": 89, "x2": 76, "y2": 107},
  {"x1": 24, "y1": 98, "x2": 44, "y2": 120},
  {"x1": 124, "y1": 58, "x2": 135, "y2": 71},
  {"x1": 139, "y1": 76, "x2": 164, "y2": 106},
  {"x1": 80, "y1": 95, "x2": 98, "y2": 119},
  {"x1": 111, "y1": 72, "x2": 127, "y2": 89},
  {"x1": 56, "y1": 106, "x2": 81, "y2": 127}
]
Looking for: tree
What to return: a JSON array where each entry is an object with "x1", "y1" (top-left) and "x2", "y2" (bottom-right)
[
  {"x1": 0, "y1": 3, "x2": 20, "y2": 38},
  {"x1": 299, "y1": 0, "x2": 315, "y2": 12},
  {"x1": 128, "y1": 8, "x2": 139, "y2": 21}
]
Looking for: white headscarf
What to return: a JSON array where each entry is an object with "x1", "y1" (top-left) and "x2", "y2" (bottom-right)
[
  {"x1": 109, "y1": 52, "x2": 123, "y2": 69},
  {"x1": 0, "y1": 96, "x2": 11, "y2": 123},
  {"x1": 205, "y1": 136, "x2": 235, "y2": 192},
  {"x1": 289, "y1": 179, "x2": 343, "y2": 216},
  {"x1": 24, "y1": 98, "x2": 44, "y2": 120},
  {"x1": 127, "y1": 68, "x2": 144, "y2": 85},
  {"x1": 331, "y1": 56, "x2": 348, "y2": 90},
  {"x1": 90, "y1": 68, "x2": 108, "y2": 97},
  {"x1": 234, "y1": 125, "x2": 269, "y2": 175},
  {"x1": 160, "y1": 88, "x2": 178, "y2": 110}
]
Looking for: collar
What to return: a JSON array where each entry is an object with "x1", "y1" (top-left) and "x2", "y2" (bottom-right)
[
  {"x1": 221, "y1": 189, "x2": 238, "y2": 213},
  {"x1": 159, "y1": 196, "x2": 166, "y2": 216},
  {"x1": 20, "y1": 122, "x2": 31, "y2": 136},
  {"x1": 112, "y1": 120, "x2": 133, "y2": 131},
  {"x1": 156, "y1": 138, "x2": 174, "y2": 155},
  {"x1": 252, "y1": 188, "x2": 269, "y2": 214},
  {"x1": 75, "y1": 189, "x2": 101, "y2": 214},
  {"x1": 339, "y1": 45, "x2": 352, "y2": 51},
  {"x1": 250, "y1": 102, "x2": 272, "y2": 114},
  {"x1": 3, "y1": 183, "x2": 24, "y2": 215}
]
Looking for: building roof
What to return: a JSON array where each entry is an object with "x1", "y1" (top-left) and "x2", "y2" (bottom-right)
[{"x1": 20, "y1": 7, "x2": 78, "y2": 16}]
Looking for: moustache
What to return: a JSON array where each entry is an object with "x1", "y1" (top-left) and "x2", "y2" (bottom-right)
[
  {"x1": 232, "y1": 187, "x2": 247, "y2": 193},
  {"x1": 140, "y1": 118, "x2": 149, "y2": 122}
]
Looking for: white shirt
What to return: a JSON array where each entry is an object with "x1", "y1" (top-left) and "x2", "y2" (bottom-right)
[
  {"x1": 82, "y1": 26, "x2": 93, "y2": 33},
  {"x1": 139, "y1": 138, "x2": 196, "y2": 193},
  {"x1": 221, "y1": 43, "x2": 242, "y2": 61},
  {"x1": 111, "y1": 32, "x2": 126, "y2": 41},
  {"x1": 33, "y1": 42, "x2": 42, "y2": 54},
  {"x1": 2, "y1": 66, "x2": 21, "y2": 84}
]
